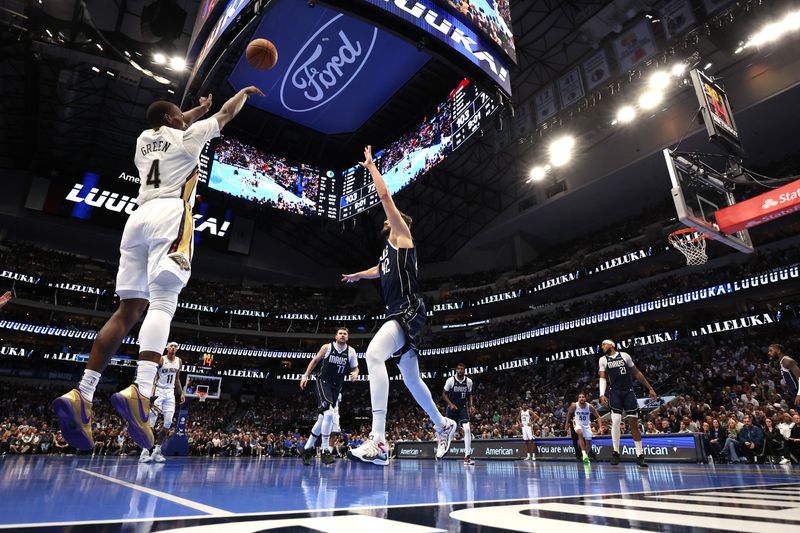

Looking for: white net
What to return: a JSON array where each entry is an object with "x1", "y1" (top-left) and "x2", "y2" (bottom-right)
[{"x1": 669, "y1": 230, "x2": 708, "y2": 266}]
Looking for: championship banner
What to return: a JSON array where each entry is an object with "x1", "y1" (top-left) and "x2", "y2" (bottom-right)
[
  {"x1": 612, "y1": 20, "x2": 657, "y2": 71},
  {"x1": 395, "y1": 433, "x2": 704, "y2": 462},
  {"x1": 660, "y1": 0, "x2": 696, "y2": 41},
  {"x1": 534, "y1": 83, "x2": 558, "y2": 124},
  {"x1": 558, "y1": 67, "x2": 584, "y2": 108},
  {"x1": 583, "y1": 49, "x2": 612, "y2": 91}
]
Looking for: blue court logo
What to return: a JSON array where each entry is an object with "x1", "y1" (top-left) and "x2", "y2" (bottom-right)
[{"x1": 280, "y1": 14, "x2": 377, "y2": 112}]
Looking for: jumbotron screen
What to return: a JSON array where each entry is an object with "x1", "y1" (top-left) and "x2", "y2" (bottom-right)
[
  {"x1": 443, "y1": 0, "x2": 516, "y2": 62},
  {"x1": 208, "y1": 137, "x2": 337, "y2": 218},
  {"x1": 338, "y1": 79, "x2": 497, "y2": 220}
]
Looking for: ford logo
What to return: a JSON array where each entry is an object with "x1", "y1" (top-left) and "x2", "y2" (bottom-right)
[{"x1": 280, "y1": 14, "x2": 377, "y2": 113}]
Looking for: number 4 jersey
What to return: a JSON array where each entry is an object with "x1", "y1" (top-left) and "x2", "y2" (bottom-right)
[{"x1": 134, "y1": 117, "x2": 220, "y2": 208}]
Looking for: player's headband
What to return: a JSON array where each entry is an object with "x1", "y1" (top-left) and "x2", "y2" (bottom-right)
[
  {"x1": 167, "y1": 342, "x2": 179, "y2": 347},
  {"x1": 601, "y1": 339, "x2": 615, "y2": 347}
]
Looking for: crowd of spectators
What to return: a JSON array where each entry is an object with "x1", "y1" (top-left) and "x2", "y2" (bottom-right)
[
  {"x1": 446, "y1": 0, "x2": 515, "y2": 58},
  {"x1": 3, "y1": 328, "x2": 799, "y2": 465}
]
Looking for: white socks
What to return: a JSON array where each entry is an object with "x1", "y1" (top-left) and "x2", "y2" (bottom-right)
[
  {"x1": 463, "y1": 423, "x2": 472, "y2": 454},
  {"x1": 321, "y1": 411, "x2": 334, "y2": 451},
  {"x1": 135, "y1": 360, "x2": 159, "y2": 397},
  {"x1": 306, "y1": 414, "x2": 323, "y2": 450},
  {"x1": 635, "y1": 441, "x2": 643, "y2": 456},
  {"x1": 78, "y1": 369, "x2": 102, "y2": 402},
  {"x1": 611, "y1": 413, "x2": 622, "y2": 452}
]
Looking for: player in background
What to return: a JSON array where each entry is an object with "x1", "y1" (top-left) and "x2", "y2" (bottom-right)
[
  {"x1": 140, "y1": 342, "x2": 185, "y2": 463},
  {"x1": 565, "y1": 392, "x2": 603, "y2": 464},
  {"x1": 520, "y1": 403, "x2": 537, "y2": 460},
  {"x1": 598, "y1": 340, "x2": 657, "y2": 467},
  {"x1": 342, "y1": 146, "x2": 456, "y2": 466},
  {"x1": 443, "y1": 363, "x2": 475, "y2": 465},
  {"x1": 767, "y1": 344, "x2": 800, "y2": 410},
  {"x1": 52, "y1": 86, "x2": 264, "y2": 451},
  {"x1": 300, "y1": 328, "x2": 358, "y2": 465}
]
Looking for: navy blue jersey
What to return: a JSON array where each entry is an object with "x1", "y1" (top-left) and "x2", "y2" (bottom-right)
[
  {"x1": 318, "y1": 343, "x2": 357, "y2": 389},
  {"x1": 379, "y1": 238, "x2": 421, "y2": 313},
  {"x1": 599, "y1": 352, "x2": 636, "y2": 391},
  {"x1": 781, "y1": 356, "x2": 799, "y2": 398},
  {"x1": 444, "y1": 376, "x2": 473, "y2": 408}
]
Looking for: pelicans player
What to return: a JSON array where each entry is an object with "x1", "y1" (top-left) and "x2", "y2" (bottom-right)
[
  {"x1": 565, "y1": 392, "x2": 602, "y2": 464},
  {"x1": 520, "y1": 404, "x2": 536, "y2": 461},
  {"x1": 52, "y1": 86, "x2": 263, "y2": 451},
  {"x1": 140, "y1": 342, "x2": 185, "y2": 463}
]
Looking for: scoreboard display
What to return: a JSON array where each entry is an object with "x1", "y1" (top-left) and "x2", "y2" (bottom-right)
[
  {"x1": 339, "y1": 79, "x2": 497, "y2": 221},
  {"x1": 450, "y1": 79, "x2": 499, "y2": 151}
]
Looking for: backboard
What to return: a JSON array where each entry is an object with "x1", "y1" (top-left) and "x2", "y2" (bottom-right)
[
  {"x1": 663, "y1": 149, "x2": 754, "y2": 254},
  {"x1": 185, "y1": 374, "x2": 222, "y2": 400}
]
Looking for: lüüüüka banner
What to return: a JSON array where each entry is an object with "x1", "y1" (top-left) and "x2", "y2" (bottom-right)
[
  {"x1": 421, "y1": 265, "x2": 798, "y2": 355},
  {"x1": 395, "y1": 433, "x2": 703, "y2": 462}
]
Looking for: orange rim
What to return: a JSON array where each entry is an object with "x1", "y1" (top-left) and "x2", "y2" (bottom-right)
[{"x1": 668, "y1": 228, "x2": 707, "y2": 245}]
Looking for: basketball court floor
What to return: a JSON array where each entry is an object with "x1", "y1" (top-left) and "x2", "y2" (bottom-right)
[{"x1": 2, "y1": 456, "x2": 798, "y2": 531}]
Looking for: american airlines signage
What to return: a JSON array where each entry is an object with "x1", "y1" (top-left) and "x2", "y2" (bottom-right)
[{"x1": 364, "y1": 0, "x2": 511, "y2": 94}]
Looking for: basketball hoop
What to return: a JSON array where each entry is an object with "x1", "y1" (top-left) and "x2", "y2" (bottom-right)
[
  {"x1": 668, "y1": 228, "x2": 708, "y2": 266},
  {"x1": 197, "y1": 391, "x2": 207, "y2": 403}
]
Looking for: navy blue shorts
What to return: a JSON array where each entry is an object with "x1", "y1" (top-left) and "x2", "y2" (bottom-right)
[
  {"x1": 315, "y1": 379, "x2": 340, "y2": 414},
  {"x1": 446, "y1": 406, "x2": 470, "y2": 424},
  {"x1": 387, "y1": 300, "x2": 426, "y2": 357},
  {"x1": 609, "y1": 389, "x2": 639, "y2": 416}
]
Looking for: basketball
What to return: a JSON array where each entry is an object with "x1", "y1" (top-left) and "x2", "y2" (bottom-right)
[{"x1": 246, "y1": 38, "x2": 278, "y2": 70}]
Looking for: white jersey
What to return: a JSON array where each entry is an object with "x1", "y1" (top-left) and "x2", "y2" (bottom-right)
[
  {"x1": 134, "y1": 117, "x2": 220, "y2": 208},
  {"x1": 521, "y1": 409, "x2": 531, "y2": 426},
  {"x1": 574, "y1": 403, "x2": 592, "y2": 429},
  {"x1": 155, "y1": 356, "x2": 181, "y2": 395}
]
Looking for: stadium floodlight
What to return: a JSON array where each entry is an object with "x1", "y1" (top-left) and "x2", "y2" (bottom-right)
[
  {"x1": 671, "y1": 63, "x2": 687, "y2": 77},
  {"x1": 153, "y1": 75, "x2": 171, "y2": 85},
  {"x1": 649, "y1": 71, "x2": 670, "y2": 90},
  {"x1": 616, "y1": 106, "x2": 637, "y2": 124},
  {"x1": 170, "y1": 56, "x2": 186, "y2": 71},
  {"x1": 548, "y1": 136, "x2": 575, "y2": 167},
  {"x1": 528, "y1": 166, "x2": 547, "y2": 182},
  {"x1": 745, "y1": 10, "x2": 800, "y2": 49},
  {"x1": 153, "y1": 52, "x2": 167, "y2": 64},
  {"x1": 638, "y1": 90, "x2": 663, "y2": 110}
]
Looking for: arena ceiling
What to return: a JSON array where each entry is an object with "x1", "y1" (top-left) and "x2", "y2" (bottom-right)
[{"x1": 1, "y1": 0, "x2": 797, "y2": 272}]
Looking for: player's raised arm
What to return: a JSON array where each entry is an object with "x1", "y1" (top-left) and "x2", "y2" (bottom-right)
[
  {"x1": 300, "y1": 344, "x2": 328, "y2": 389},
  {"x1": 359, "y1": 145, "x2": 413, "y2": 248},
  {"x1": 212, "y1": 86, "x2": 265, "y2": 130},
  {"x1": 341, "y1": 265, "x2": 379, "y2": 283},
  {"x1": 182, "y1": 94, "x2": 213, "y2": 126}
]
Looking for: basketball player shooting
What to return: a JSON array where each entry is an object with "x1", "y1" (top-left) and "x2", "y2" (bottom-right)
[
  {"x1": 52, "y1": 86, "x2": 264, "y2": 451},
  {"x1": 342, "y1": 145, "x2": 456, "y2": 466},
  {"x1": 299, "y1": 327, "x2": 358, "y2": 465},
  {"x1": 598, "y1": 339, "x2": 656, "y2": 467},
  {"x1": 140, "y1": 341, "x2": 185, "y2": 463}
]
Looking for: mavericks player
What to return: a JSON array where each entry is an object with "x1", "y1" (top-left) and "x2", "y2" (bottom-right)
[
  {"x1": 565, "y1": 392, "x2": 602, "y2": 464},
  {"x1": 443, "y1": 363, "x2": 475, "y2": 465},
  {"x1": 300, "y1": 328, "x2": 358, "y2": 465},
  {"x1": 767, "y1": 344, "x2": 800, "y2": 409},
  {"x1": 140, "y1": 341, "x2": 185, "y2": 463},
  {"x1": 342, "y1": 146, "x2": 456, "y2": 466},
  {"x1": 598, "y1": 340, "x2": 657, "y2": 467},
  {"x1": 52, "y1": 86, "x2": 264, "y2": 450}
]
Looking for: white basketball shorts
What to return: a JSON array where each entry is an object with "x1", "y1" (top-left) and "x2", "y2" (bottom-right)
[
  {"x1": 152, "y1": 394, "x2": 177, "y2": 428},
  {"x1": 522, "y1": 425, "x2": 534, "y2": 440},
  {"x1": 116, "y1": 197, "x2": 193, "y2": 300},
  {"x1": 573, "y1": 419, "x2": 593, "y2": 439}
]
